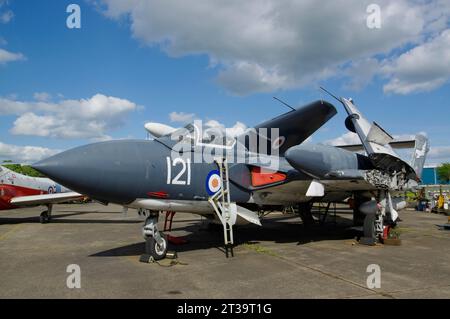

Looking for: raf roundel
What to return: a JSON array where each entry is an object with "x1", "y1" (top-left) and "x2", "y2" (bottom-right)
[{"x1": 206, "y1": 170, "x2": 222, "y2": 195}]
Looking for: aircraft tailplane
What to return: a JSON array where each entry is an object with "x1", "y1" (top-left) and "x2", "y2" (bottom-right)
[{"x1": 410, "y1": 134, "x2": 430, "y2": 181}]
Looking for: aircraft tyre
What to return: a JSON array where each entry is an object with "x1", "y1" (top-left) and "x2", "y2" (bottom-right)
[
  {"x1": 145, "y1": 233, "x2": 168, "y2": 261},
  {"x1": 40, "y1": 211, "x2": 50, "y2": 224}
]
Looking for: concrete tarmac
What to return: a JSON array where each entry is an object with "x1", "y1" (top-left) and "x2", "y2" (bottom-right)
[{"x1": 0, "y1": 203, "x2": 449, "y2": 298}]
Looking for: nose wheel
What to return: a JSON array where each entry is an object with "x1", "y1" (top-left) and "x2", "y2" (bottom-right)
[
  {"x1": 145, "y1": 233, "x2": 168, "y2": 261},
  {"x1": 142, "y1": 212, "x2": 168, "y2": 261}
]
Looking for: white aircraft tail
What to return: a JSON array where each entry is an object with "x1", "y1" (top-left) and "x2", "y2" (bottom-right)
[
  {"x1": 410, "y1": 134, "x2": 430, "y2": 181},
  {"x1": 320, "y1": 87, "x2": 426, "y2": 182}
]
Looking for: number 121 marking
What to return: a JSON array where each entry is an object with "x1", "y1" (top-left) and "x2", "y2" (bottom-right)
[{"x1": 166, "y1": 157, "x2": 191, "y2": 185}]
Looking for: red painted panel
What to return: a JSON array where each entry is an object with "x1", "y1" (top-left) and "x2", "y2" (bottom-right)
[
  {"x1": 0, "y1": 185, "x2": 47, "y2": 211},
  {"x1": 147, "y1": 191, "x2": 169, "y2": 199},
  {"x1": 251, "y1": 167, "x2": 287, "y2": 187}
]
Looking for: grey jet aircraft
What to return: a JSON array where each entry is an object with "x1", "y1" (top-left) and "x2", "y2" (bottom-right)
[{"x1": 32, "y1": 93, "x2": 429, "y2": 260}]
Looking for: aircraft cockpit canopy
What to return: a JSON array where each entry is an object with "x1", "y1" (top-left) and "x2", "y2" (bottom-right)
[{"x1": 161, "y1": 123, "x2": 236, "y2": 149}]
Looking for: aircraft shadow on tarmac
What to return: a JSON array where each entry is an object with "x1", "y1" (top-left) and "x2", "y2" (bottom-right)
[
  {"x1": 0, "y1": 211, "x2": 142, "y2": 225},
  {"x1": 91, "y1": 212, "x2": 359, "y2": 257}
]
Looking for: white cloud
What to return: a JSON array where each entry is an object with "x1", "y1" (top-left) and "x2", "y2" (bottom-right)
[
  {"x1": 205, "y1": 119, "x2": 247, "y2": 137},
  {"x1": 0, "y1": 141, "x2": 60, "y2": 163},
  {"x1": 100, "y1": 0, "x2": 450, "y2": 95},
  {"x1": 343, "y1": 58, "x2": 381, "y2": 91},
  {"x1": 383, "y1": 29, "x2": 450, "y2": 94},
  {"x1": 33, "y1": 92, "x2": 52, "y2": 102},
  {"x1": 324, "y1": 132, "x2": 360, "y2": 146},
  {"x1": 0, "y1": 48, "x2": 25, "y2": 64},
  {"x1": 0, "y1": 3, "x2": 22, "y2": 65},
  {"x1": 169, "y1": 111, "x2": 196, "y2": 124},
  {"x1": 216, "y1": 61, "x2": 290, "y2": 96},
  {"x1": 0, "y1": 9, "x2": 12, "y2": 23},
  {"x1": 0, "y1": 0, "x2": 13, "y2": 24},
  {"x1": 427, "y1": 146, "x2": 450, "y2": 164},
  {"x1": 11, "y1": 113, "x2": 59, "y2": 137},
  {"x1": 0, "y1": 94, "x2": 139, "y2": 140}
]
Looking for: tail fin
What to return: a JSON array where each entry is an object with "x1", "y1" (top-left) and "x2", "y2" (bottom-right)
[
  {"x1": 249, "y1": 100, "x2": 337, "y2": 154},
  {"x1": 411, "y1": 134, "x2": 430, "y2": 181}
]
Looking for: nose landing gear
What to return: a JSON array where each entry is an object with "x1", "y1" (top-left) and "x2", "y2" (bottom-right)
[{"x1": 142, "y1": 211, "x2": 168, "y2": 261}]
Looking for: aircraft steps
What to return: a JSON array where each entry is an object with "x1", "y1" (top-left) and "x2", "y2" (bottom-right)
[{"x1": 208, "y1": 157, "x2": 237, "y2": 258}]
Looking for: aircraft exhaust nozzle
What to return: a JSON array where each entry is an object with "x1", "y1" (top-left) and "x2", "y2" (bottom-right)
[
  {"x1": 359, "y1": 198, "x2": 407, "y2": 215},
  {"x1": 144, "y1": 122, "x2": 176, "y2": 138}
]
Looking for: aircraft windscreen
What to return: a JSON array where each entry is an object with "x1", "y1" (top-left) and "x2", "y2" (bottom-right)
[
  {"x1": 169, "y1": 124, "x2": 196, "y2": 144},
  {"x1": 167, "y1": 124, "x2": 235, "y2": 148},
  {"x1": 200, "y1": 126, "x2": 235, "y2": 147}
]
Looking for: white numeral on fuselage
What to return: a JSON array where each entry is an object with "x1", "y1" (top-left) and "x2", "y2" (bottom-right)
[{"x1": 166, "y1": 157, "x2": 191, "y2": 185}]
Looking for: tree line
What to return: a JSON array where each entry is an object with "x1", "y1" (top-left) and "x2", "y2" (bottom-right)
[{"x1": 1, "y1": 161, "x2": 46, "y2": 178}]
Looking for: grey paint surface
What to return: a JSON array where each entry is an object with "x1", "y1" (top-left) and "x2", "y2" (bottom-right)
[
  {"x1": 253, "y1": 100, "x2": 337, "y2": 154},
  {"x1": 32, "y1": 98, "x2": 427, "y2": 211},
  {"x1": 33, "y1": 139, "x2": 253, "y2": 205},
  {"x1": 32, "y1": 100, "x2": 340, "y2": 208},
  {"x1": 285, "y1": 144, "x2": 373, "y2": 179}
]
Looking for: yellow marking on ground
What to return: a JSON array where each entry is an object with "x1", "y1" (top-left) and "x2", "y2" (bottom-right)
[{"x1": 0, "y1": 224, "x2": 22, "y2": 241}]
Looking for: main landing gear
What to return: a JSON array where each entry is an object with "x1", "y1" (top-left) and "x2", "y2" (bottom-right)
[
  {"x1": 39, "y1": 204, "x2": 53, "y2": 224},
  {"x1": 142, "y1": 211, "x2": 168, "y2": 261},
  {"x1": 297, "y1": 202, "x2": 315, "y2": 227},
  {"x1": 360, "y1": 191, "x2": 397, "y2": 245}
]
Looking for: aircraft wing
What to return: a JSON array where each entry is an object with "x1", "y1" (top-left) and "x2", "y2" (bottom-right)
[
  {"x1": 247, "y1": 100, "x2": 337, "y2": 154},
  {"x1": 250, "y1": 178, "x2": 374, "y2": 206},
  {"x1": 336, "y1": 138, "x2": 416, "y2": 152},
  {"x1": 10, "y1": 192, "x2": 84, "y2": 207}
]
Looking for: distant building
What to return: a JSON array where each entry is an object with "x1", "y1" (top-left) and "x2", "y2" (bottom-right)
[{"x1": 421, "y1": 165, "x2": 450, "y2": 185}]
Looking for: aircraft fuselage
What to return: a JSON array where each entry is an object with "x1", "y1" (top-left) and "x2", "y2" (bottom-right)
[
  {"x1": 0, "y1": 166, "x2": 68, "y2": 210},
  {"x1": 32, "y1": 137, "x2": 374, "y2": 214}
]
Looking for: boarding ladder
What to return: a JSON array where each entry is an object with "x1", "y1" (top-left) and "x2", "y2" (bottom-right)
[{"x1": 208, "y1": 157, "x2": 237, "y2": 257}]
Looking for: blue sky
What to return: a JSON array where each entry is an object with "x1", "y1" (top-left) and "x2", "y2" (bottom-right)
[{"x1": 0, "y1": 0, "x2": 449, "y2": 164}]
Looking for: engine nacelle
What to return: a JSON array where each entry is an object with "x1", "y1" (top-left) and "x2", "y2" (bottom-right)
[{"x1": 285, "y1": 144, "x2": 373, "y2": 179}]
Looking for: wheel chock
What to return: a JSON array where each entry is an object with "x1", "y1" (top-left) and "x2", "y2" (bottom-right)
[
  {"x1": 139, "y1": 254, "x2": 155, "y2": 263},
  {"x1": 139, "y1": 251, "x2": 178, "y2": 263}
]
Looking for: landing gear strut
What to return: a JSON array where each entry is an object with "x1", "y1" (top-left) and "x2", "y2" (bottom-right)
[
  {"x1": 142, "y1": 211, "x2": 168, "y2": 261},
  {"x1": 39, "y1": 204, "x2": 53, "y2": 224},
  {"x1": 298, "y1": 202, "x2": 315, "y2": 227},
  {"x1": 361, "y1": 191, "x2": 390, "y2": 245}
]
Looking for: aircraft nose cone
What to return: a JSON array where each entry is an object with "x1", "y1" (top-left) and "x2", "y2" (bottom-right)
[
  {"x1": 33, "y1": 144, "x2": 106, "y2": 197},
  {"x1": 33, "y1": 154, "x2": 72, "y2": 179},
  {"x1": 33, "y1": 150, "x2": 81, "y2": 182},
  {"x1": 32, "y1": 140, "x2": 153, "y2": 203}
]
